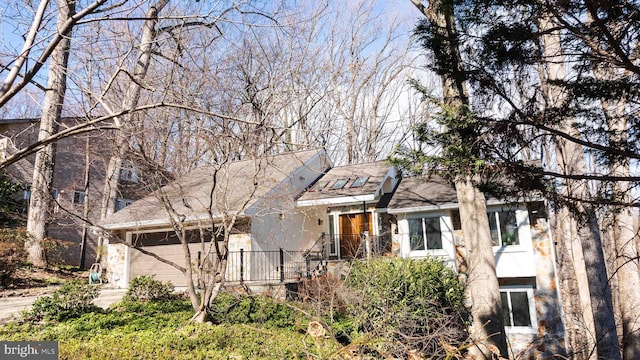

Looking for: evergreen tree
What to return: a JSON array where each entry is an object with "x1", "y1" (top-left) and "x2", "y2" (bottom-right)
[{"x1": 404, "y1": 0, "x2": 640, "y2": 358}]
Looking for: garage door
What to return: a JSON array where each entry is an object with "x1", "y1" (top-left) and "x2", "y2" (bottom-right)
[{"x1": 128, "y1": 230, "x2": 211, "y2": 287}]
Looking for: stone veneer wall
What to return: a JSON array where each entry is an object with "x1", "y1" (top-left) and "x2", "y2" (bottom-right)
[
  {"x1": 508, "y1": 218, "x2": 567, "y2": 358},
  {"x1": 106, "y1": 241, "x2": 128, "y2": 288}
]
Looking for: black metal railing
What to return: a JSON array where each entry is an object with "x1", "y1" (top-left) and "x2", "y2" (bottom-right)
[
  {"x1": 226, "y1": 249, "x2": 311, "y2": 284},
  {"x1": 305, "y1": 232, "x2": 393, "y2": 260},
  {"x1": 324, "y1": 233, "x2": 392, "y2": 259},
  {"x1": 224, "y1": 233, "x2": 394, "y2": 284}
]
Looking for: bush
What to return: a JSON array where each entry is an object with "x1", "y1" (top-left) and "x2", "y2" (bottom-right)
[
  {"x1": 24, "y1": 280, "x2": 101, "y2": 322},
  {"x1": 0, "y1": 228, "x2": 27, "y2": 287},
  {"x1": 125, "y1": 275, "x2": 174, "y2": 302},
  {"x1": 340, "y1": 257, "x2": 469, "y2": 359},
  {"x1": 0, "y1": 172, "x2": 25, "y2": 227},
  {"x1": 210, "y1": 293, "x2": 301, "y2": 330}
]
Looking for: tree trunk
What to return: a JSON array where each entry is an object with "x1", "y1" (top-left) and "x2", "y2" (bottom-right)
[
  {"x1": 538, "y1": 14, "x2": 621, "y2": 359},
  {"x1": 98, "y1": 0, "x2": 169, "y2": 264},
  {"x1": 410, "y1": 0, "x2": 508, "y2": 357},
  {"x1": 557, "y1": 208, "x2": 597, "y2": 359},
  {"x1": 26, "y1": 0, "x2": 75, "y2": 268},
  {"x1": 595, "y1": 63, "x2": 640, "y2": 359},
  {"x1": 100, "y1": 0, "x2": 170, "y2": 222},
  {"x1": 456, "y1": 178, "x2": 508, "y2": 358}
]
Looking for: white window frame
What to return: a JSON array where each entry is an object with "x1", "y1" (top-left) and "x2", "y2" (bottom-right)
[
  {"x1": 500, "y1": 286, "x2": 538, "y2": 334},
  {"x1": 488, "y1": 209, "x2": 521, "y2": 247},
  {"x1": 408, "y1": 216, "x2": 443, "y2": 251},
  {"x1": 403, "y1": 214, "x2": 452, "y2": 259},
  {"x1": 327, "y1": 213, "x2": 338, "y2": 257}
]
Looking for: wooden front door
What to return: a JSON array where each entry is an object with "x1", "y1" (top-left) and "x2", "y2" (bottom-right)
[{"x1": 339, "y1": 213, "x2": 372, "y2": 258}]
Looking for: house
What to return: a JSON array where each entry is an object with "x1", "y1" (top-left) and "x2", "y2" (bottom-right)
[
  {"x1": 100, "y1": 149, "x2": 332, "y2": 288},
  {"x1": 387, "y1": 176, "x2": 566, "y2": 357},
  {"x1": 0, "y1": 118, "x2": 148, "y2": 266},
  {"x1": 101, "y1": 151, "x2": 565, "y2": 357}
]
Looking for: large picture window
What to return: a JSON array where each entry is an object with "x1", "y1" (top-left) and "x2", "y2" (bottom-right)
[
  {"x1": 500, "y1": 287, "x2": 535, "y2": 329},
  {"x1": 408, "y1": 217, "x2": 442, "y2": 251},
  {"x1": 488, "y1": 210, "x2": 519, "y2": 246}
]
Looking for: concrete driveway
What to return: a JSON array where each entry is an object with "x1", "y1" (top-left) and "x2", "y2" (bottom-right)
[{"x1": 0, "y1": 288, "x2": 127, "y2": 324}]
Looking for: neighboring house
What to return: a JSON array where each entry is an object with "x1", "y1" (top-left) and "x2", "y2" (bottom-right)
[
  {"x1": 101, "y1": 152, "x2": 565, "y2": 357},
  {"x1": 0, "y1": 118, "x2": 147, "y2": 266}
]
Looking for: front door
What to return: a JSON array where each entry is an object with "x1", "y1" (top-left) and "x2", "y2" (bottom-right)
[{"x1": 339, "y1": 213, "x2": 372, "y2": 258}]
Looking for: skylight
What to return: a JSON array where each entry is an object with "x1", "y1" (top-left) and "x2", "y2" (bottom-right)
[
  {"x1": 311, "y1": 180, "x2": 330, "y2": 191},
  {"x1": 351, "y1": 176, "x2": 368, "y2": 188},
  {"x1": 331, "y1": 179, "x2": 348, "y2": 189}
]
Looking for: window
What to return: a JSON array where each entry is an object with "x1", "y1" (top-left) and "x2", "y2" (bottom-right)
[
  {"x1": 0, "y1": 137, "x2": 8, "y2": 161},
  {"x1": 21, "y1": 189, "x2": 31, "y2": 213},
  {"x1": 408, "y1": 217, "x2": 442, "y2": 251},
  {"x1": 501, "y1": 287, "x2": 535, "y2": 329},
  {"x1": 328, "y1": 215, "x2": 337, "y2": 256},
  {"x1": 350, "y1": 176, "x2": 368, "y2": 188},
  {"x1": 311, "y1": 180, "x2": 329, "y2": 191},
  {"x1": 331, "y1": 179, "x2": 348, "y2": 189},
  {"x1": 119, "y1": 162, "x2": 139, "y2": 183},
  {"x1": 115, "y1": 198, "x2": 134, "y2": 212},
  {"x1": 51, "y1": 189, "x2": 59, "y2": 213},
  {"x1": 73, "y1": 190, "x2": 85, "y2": 205},
  {"x1": 488, "y1": 210, "x2": 519, "y2": 246}
]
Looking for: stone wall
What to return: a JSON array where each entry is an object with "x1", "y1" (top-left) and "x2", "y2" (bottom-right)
[{"x1": 509, "y1": 218, "x2": 567, "y2": 358}]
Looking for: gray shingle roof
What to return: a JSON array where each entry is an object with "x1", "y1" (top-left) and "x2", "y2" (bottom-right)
[
  {"x1": 101, "y1": 149, "x2": 325, "y2": 230},
  {"x1": 387, "y1": 176, "x2": 458, "y2": 213},
  {"x1": 297, "y1": 161, "x2": 393, "y2": 203}
]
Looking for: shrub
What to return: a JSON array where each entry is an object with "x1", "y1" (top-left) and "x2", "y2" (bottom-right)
[
  {"x1": 25, "y1": 280, "x2": 101, "y2": 322},
  {"x1": 210, "y1": 293, "x2": 301, "y2": 330},
  {"x1": 125, "y1": 275, "x2": 174, "y2": 302},
  {"x1": 0, "y1": 228, "x2": 27, "y2": 287},
  {"x1": 0, "y1": 173, "x2": 25, "y2": 227},
  {"x1": 340, "y1": 257, "x2": 468, "y2": 359}
]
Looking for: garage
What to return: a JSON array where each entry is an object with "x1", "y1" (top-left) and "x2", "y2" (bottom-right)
[{"x1": 128, "y1": 230, "x2": 212, "y2": 287}]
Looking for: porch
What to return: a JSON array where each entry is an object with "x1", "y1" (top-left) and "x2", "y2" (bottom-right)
[{"x1": 223, "y1": 233, "x2": 391, "y2": 284}]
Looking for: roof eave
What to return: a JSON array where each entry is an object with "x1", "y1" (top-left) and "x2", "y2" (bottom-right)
[
  {"x1": 99, "y1": 211, "x2": 240, "y2": 231},
  {"x1": 297, "y1": 194, "x2": 376, "y2": 207}
]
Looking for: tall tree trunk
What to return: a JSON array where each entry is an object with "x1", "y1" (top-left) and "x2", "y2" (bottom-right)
[
  {"x1": 559, "y1": 208, "x2": 597, "y2": 359},
  {"x1": 456, "y1": 177, "x2": 508, "y2": 358},
  {"x1": 595, "y1": 63, "x2": 640, "y2": 359},
  {"x1": 79, "y1": 135, "x2": 91, "y2": 269},
  {"x1": 98, "y1": 0, "x2": 169, "y2": 263},
  {"x1": 538, "y1": 14, "x2": 621, "y2": 359},
  {"x1": 410, "y1": 1, "x2": 508, "y2": 357},
  {"x1": 26, "y1": 0, "x2": 75, "y2": 267}
]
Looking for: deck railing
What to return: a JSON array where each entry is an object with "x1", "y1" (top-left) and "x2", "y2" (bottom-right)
[
  {"x1": 225, "y1": 249, "x2": 313, "y2": 284},
  {"x1": 307, "y1": 233, "x2": 392, "y2": 260},
  {"x1": 224, "y1": 233, "x2": 393, "y2": 284}
]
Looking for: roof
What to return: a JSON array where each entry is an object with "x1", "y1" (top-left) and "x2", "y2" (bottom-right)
[
  {"x1": 296, "y1": 161, "x2": 395, "y2": 206},
  {"x1": 387, "y1": 176, "x2": 534, "y2": 214},
  {"x1": 387, "y1": 176, "x2": 459, "y2": 213},
  {"x1": 101, "y1": 149, "x2": 326, "y2": 230}
]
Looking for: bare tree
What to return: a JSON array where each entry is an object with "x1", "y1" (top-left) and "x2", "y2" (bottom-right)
[{"x1": 25, "y1": 0, "x2": 76, "y2": 267}]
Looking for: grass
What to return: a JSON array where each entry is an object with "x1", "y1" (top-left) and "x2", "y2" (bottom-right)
[{"x1": 0, "y1": 297, "x2": 341, "y2": 360}]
